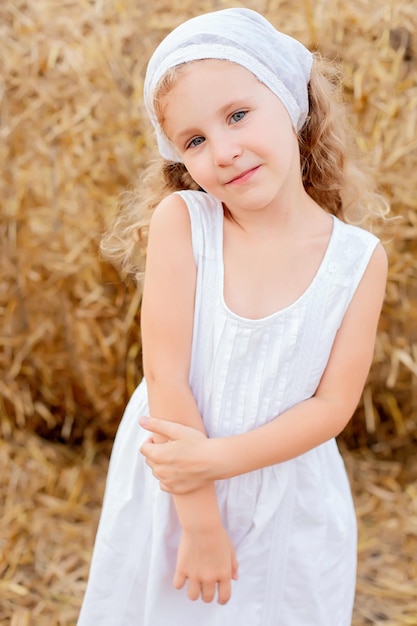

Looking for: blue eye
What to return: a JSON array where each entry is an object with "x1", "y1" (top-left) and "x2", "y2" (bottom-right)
[
  {"x1": 231, "y1": 110, "x2": 247, "y2": 123},
  {"x1": 187, "y1": 136, "x2": 205, "y2": 149}
]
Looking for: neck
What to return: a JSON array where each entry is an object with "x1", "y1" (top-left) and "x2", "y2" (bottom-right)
[{"x1": 225, "y1": 185, "x2": 317, "y2": 237}]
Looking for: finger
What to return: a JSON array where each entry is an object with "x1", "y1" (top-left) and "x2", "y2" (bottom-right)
[
  {"x1": 173, "y1": 571, "x2": 186, "y2": 590},
  {"x1": 139, "y1": 416, "x2": 196, "y2": 441},
  {"x1": 186, "y1": 578, "x2": 201, "y2": 602},
  {"x1": 201, "y1": 581, "x2": 216, "y2": 603},
  {"x1": 232, "y1": 552, "x2": 239, "y2": 580},
  {"x1": 161, "y1": 481, "x2": 193, "y2": 495},
  {"x1": 159, "y1": 481, "x2": 178, "y2": 494},
  {"x1": 139, "y1": 441, "x2": 153, "y2": 459},
  {"x1": 217, "y1": 579, "x2": 232, "y2": 605}
]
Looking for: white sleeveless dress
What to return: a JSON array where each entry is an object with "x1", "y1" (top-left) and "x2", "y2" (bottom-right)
[{"x1": 78, "y1": 190, "x2": 379, "y2": 626}]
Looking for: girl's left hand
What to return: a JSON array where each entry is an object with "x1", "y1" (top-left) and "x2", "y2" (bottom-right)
[{"x1": 139, "y1": 416, "x2": 219, "y2": 494}]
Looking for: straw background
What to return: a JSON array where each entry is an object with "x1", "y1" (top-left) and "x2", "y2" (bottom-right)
[{"x1": 1, "y1": 0, "x2": 416, "y2": 624}]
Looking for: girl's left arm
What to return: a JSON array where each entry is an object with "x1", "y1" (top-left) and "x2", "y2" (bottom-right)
[{"x1": 141, "y1": 243, "x2": 388, "y2": 491}]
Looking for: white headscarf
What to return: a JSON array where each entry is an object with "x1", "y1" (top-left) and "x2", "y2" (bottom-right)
[{"x1": 144, "y1": 7, "x2": 313, "y2": 162}]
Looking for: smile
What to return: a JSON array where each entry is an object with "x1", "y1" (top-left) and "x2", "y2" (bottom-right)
[{"x1": 226, "y1": 166, "x2": 260, "y2": 185}]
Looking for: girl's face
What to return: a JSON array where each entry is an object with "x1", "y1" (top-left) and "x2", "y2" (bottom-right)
[{"x1": 160, "y1": 60, "x2": 304, "y2": 217}]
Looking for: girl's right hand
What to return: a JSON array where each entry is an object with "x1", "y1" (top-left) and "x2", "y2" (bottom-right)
[{"x1": 173, "y1": 525, "x2": 239, "y2": 605}]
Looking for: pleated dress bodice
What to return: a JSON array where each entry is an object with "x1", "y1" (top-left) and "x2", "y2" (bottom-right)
[{"x1": 182, "y1": 189, "x2": 378, "y2": 439}]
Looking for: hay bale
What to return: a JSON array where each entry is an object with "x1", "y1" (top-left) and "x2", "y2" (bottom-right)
[
  {"x1": 0, "y1": 0, "x2": 416, "y2": 445},
  {"x1": 1, "y1": 1, "x2": 416, "y2": 623},
  {"x1": 0, "y1": 0, "x2": 149, "y2": 442},
  {"x1": 0, "y1": 428, "x2": 109, "y2": 623}
]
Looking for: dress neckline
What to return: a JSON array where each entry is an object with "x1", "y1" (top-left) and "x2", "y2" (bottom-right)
[{"x1": 216, "y1": 199, "x2": 338, "y2": 325}]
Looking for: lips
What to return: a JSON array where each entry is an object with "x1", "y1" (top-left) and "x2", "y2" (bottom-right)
[{"x1": 226, "y1": 165, "x2": 260, "y2": 185}]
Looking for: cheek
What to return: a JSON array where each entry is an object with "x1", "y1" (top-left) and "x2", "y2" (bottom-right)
[
  {"x1": 183, "y1": 156, "x2": 212, "y2": 186},
  {"x1": 274, "y1": 129, "x2": 298, "y2": 165}
]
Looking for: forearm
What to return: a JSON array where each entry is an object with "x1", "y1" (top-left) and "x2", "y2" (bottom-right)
[
  {"x1": 146, "y1": 377, "x2": 206, "y2": 438},
  {"x1": 212, "y1": 395, "x2": 352, "y2": 479},
  {"x1": 146, "y1": 379, "x2": 222, "y2": 529},
  {"x1": 173, "y1": 484, "x2": 223, "y2": 531}
]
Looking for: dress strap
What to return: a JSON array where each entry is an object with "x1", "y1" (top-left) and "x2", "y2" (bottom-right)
[
  {"x1": 330, "y1": 218, "x2": 380, "y2": 317},
  {"x1": 174, "y1": 190, "x2": 222, "y2": 265}
]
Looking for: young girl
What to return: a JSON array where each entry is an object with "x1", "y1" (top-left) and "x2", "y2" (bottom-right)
[{"x1": 78, "y1": 8, "x2": 388, "y2": 625}]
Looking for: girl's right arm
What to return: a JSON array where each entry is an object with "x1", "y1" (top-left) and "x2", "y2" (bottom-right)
[{"x1": 140, "y1": 193, "x2": 238, "y2": 604}]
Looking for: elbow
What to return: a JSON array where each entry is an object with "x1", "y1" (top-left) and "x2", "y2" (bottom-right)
[
  {"x1": 330, "y1": 398, "x2": 359, "y2": 438},
  {"x1": 313, "y1": 394, "x2": 359, "y2": 441},
  {"x1": 143, "y1": 362, "x2": 190, "y2": 395}
]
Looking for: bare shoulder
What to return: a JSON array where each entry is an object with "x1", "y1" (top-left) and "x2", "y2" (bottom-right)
[
  {"x1": 145, "y1": 193, "x2": 194, "y2": 268},
  {"x1": 343, "y1": 241, "x2": 388, "y2": 325},
  {"x1": 359, "y1": 241, "x2": 388, "y2": 297},
  {"x1": 149, "y1": 193, "x2": 191, "y2": 235},
  {"x1": 144, "y1": 193, "x2": 196, "y2": 289},
  {"x1": 315, "y1": 241, "x2": 388, "y2": 414},
  {"x1": 368, "y1": 241, "x2": 388, "y2": 274}
]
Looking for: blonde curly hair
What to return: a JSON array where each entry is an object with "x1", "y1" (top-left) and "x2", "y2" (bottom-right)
[{"x1": 100, "y1": 53, "x2": 389, "y2": 284}]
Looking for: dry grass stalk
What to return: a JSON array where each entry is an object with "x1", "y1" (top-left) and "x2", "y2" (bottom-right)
[
  {"x1": 0, "y1": 0, "x2": 416, "y2": 445},
  {"x1": 0, "y1": 2, "x2": 416, "y2": 624}
]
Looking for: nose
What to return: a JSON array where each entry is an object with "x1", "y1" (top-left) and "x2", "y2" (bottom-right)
[{"x1": 211, "y1": 131, "x2": 242, "y2": 167}]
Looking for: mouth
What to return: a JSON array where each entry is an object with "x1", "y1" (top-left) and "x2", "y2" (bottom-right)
[{"x1": 226, "y1": 166, "x2": 260, "y2": 185}]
